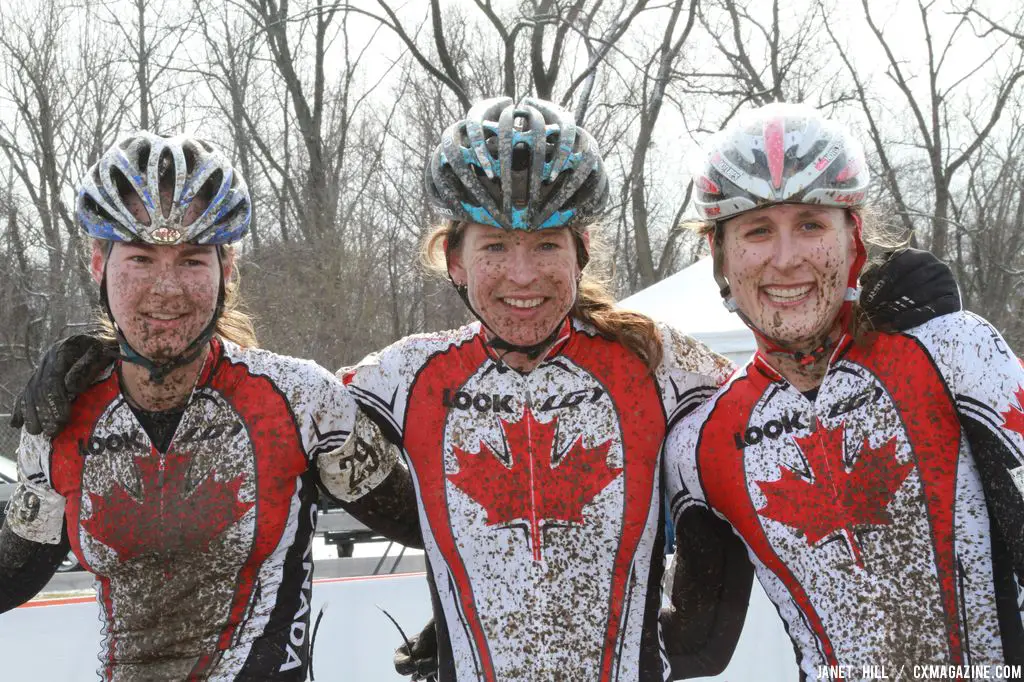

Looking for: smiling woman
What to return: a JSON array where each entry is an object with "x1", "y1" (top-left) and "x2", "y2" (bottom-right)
[
  {"x1": 93, "y1": 240, "x2": 250, "y2": 412},
  {"x1": 719, "y1": 205, "x2": 855, "y2": 360},
  {"x1": 448, "y1": 226, "x2": 580, "y2": 357},
  {"x1": 0, "y1": 131, "x2": 423, "y2": 682},
  {"x1": 364, "y1": 95, "x2": 760, "y2": 682},
  {"x1": 663, "y1": 102, "x2": 1024, "y2": 680},
  {"x1": 90, "y1": 169, "x2": 256, "y2": 350},
  {"x1": 423, "y1": 218, "x2": 664, "y2": 374}
]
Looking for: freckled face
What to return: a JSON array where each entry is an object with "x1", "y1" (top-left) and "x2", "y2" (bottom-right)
[
  {"x1": 448, "y1": 224, "x2": 582, "y2": 348},
  {"x1": 91, "y1": 241, "x2": 225, "y2": 362},
  {"x1": 720, "y1": 205, "x2": 855, "y2": 348}
]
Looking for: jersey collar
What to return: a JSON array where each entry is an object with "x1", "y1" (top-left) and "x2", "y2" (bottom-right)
[
  {"x1": 477, "y1": 318, "x2": 574, "y2": 367},
  {"x1": 752, "y1": 331, "x2": 855, "y2": 386}
]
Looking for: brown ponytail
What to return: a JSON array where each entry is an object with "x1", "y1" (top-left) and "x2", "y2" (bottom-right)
[{"x1": 570, "y1": 271, "x2": 663, "y2": 372}]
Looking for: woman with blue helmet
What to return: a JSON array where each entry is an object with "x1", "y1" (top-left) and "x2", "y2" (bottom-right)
[{"x1": 0, "y1": 131, "x2": 418, "y2": 681}]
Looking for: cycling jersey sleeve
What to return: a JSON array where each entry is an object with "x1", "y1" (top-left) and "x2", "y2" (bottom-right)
[
  {"x1": 662, "y1": 506, "x2": 753, "y2": 679},
  {"x1": 277, "y1": 355, "x2": 421, "y2": 547},
  {"x1": 319, "y1": 335, "x2": 457, "y2": 549},
  {"x1": 931, "y1": 312, "x2": 1024, "y2": 575},
  {"x1": 662, "y1": 394, "x2": 751, "y2": 678},
  {"x1": 7, "y1": 431, "x2": 66, "y2": 546},
  {"x1": 664, "y1": 397, "x2": 715, "y2": 524},
  {"x1": 336, "y1": 326, "x2": 487, "y2": 444},
  {"x1": 653, "y1": 323, "x2": 735, "y2": 429},
  {"x1": 0, "y1": 431, "x2": 72, "y2": 611},
  {"x1": 237, "y1": 345, "x2": 417, "y2": 548},
  {"x1": 318, "y1": 409, "x2": 422, "y2": 549},
  {"x1": 263, "y1": 353, "x2": 399, "y2": 500},
  {"x1": 338, "y1": 342, "x2": 414, "y2": 446}
]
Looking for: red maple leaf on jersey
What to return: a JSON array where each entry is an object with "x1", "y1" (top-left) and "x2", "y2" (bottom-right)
[
  {"x1": 755, "y1": 422, "x2": 912, "y2": 568},
  {"x1": 1001, "y1": 385, "x2": 1024, "y2": 438},
  {"x1": 81, "y1": 452, "x2": 254, "y2": 564},
  {"x1": 447, "y1": 405, "x2": 619, "y2": 561}
]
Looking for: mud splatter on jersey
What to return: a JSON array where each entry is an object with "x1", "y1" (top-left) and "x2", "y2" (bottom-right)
[
  {"x1": 9, "y1": 339, "x2": 357, "y2": 681},
  {"x1": 665, "y1": 311, "x2": 1024, "y2": 680},
  {"x1": 341, "y1": 318, "x2": 732, "y2": 681}
]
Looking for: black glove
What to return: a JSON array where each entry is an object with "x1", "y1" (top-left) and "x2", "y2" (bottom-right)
[
  {"x1": 860, "y1": 248, "x2": 961, "y2": 332},
  {"x1": 394, "y1": 618, "x2": 438, "y2": 681},
  {"x1": 9, "y1": 333, "x2": 119, "y2": 437}
]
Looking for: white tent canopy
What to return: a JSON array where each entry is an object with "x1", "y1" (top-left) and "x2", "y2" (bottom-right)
[{"x1": 619, "y1": 256, "x2": 756, "y2": 364}]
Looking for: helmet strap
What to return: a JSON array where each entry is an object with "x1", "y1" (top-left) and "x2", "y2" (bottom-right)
[
  {"x1": 101, "y1": 243, "x2": 226, "y2": 384},
  {"x1": 710, "y1": 210, "x2": 867, "y2": 366}
]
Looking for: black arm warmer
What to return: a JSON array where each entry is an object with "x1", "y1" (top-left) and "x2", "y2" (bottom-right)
[
  {"x1": 662, "y1": 506, "x2": 754, "y2": 679},
  {"x1": 0, "y1": 521, "x2": 70, "y2": 613},
  {"x1": 960, "y1": 414, "x2": 1024, "y2": 663},
  {"x1": 960, "y1": 414, "x2": 1024, "y2": 578},
  {"x1": 338, "y1": 465, "x2": 423, "y2": 550}
]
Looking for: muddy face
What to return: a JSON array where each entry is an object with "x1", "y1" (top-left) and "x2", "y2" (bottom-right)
[
  {"x1": 721, "y1": 205, "x2": 854, "y2": 350},
  {"x1": 92, "y1": 241, "x2": 223, "y2": 362},
  {"x1": 448, "y1": 223, "x2": 581, "y2": 357}
]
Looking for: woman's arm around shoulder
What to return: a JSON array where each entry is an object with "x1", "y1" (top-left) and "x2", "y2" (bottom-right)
[
  {"x1": 316, "y1": 410, "x2": 422, "y2": 549},
  {"x1": 239, "y1": 346, "x2": 422, "y2": 547},
  {"x1": 661, "y1": 401, "x2": 753, "y2": 678},
  {"x1": 661, "y1": 506, "x2": 753, "y2": 679}
]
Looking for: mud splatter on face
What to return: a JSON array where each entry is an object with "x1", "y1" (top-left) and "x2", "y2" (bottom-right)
[
  {"x1": 721, "y1": 205, "x2": 854, "y2": 350},
  {"x1": 449, "y1": 224, "x2": 580, "y2": 360},
  {"x1": 99, "y1": 242, "x2": 222, "y2": 363}
]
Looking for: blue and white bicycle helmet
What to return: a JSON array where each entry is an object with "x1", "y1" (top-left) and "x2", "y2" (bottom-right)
[
  {"x1": 77, "y1": 131, "x2": 250, "y2": 245},
  {"x1": 77, "y1": 131, "x2": 251, "y2": 382},
  {"x1": 425, "y1": 96, "x2": 608, "y2": 231}
]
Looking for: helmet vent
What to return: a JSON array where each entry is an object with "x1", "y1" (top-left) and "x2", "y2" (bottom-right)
[
  {"x1": 81, "y1": 195, "x2": 115, "y2": 225},
  {"x1": 188, "y1": 169, "x2": 223, "y2": 226},
  {"x1": 109, "y1": 167, "x2": 149, "y2": 226},
  {"x1": 543, "y1": 131, "x2": 558, "y2": 164},
  {"x1": 564, "y1": 169, "x2": 594, "y2": 207},
  {"x1": 215, "y1": 197, "x2": 246, "y2": 227},
  {"x1": 511, "y1": 144, "x2": 530, "y2": 171},
  {"x1": 441, "y1": 165, "x2": 478, "y2": 205},
  {"x1": 136, "y1": 142, "x2": 151, "y2": 177},
  {"x1": 157, "y1": 147, "x2": 176, "y2": 218},
  {"x1": 182, "y1": 143, "x2": 198, "y2": 175}
]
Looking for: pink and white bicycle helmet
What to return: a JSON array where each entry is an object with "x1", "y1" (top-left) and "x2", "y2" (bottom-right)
[{"x1": 693, "y1": 102, "x2": 869, "y2": 222}]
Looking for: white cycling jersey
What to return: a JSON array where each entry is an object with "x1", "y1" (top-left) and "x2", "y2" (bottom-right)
[
  {"x1": 338, "y1": 318, "x2": 732, "y2": 681},
  {"x1": 665, "y1": 311, "x2": 1024, "y2": 680},
  {"x1": 7, "y1": 339, "x2": 358, "y2": 681}
]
